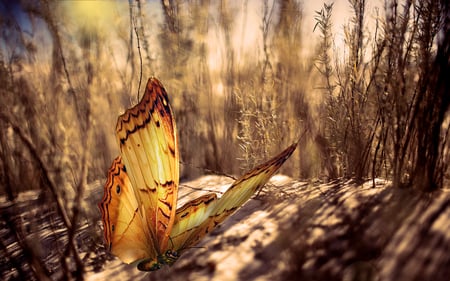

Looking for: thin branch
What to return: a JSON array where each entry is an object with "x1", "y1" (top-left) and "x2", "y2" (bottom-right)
[
  {"x1": 0, "y1": 113, "x2": 82, "y2": 276},
  {"x1": 133, "y1": 16, "x2": 143, "y2": 101}
]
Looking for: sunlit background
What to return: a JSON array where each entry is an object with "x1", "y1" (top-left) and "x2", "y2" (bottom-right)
[{"x1": 0, "y1": 0, "x2": 400, "y2": 182}]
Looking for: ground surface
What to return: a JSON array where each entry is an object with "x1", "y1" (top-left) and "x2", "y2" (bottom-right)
[{"x1": 1, "y1": 176, "x2": 450, "y2": 281}]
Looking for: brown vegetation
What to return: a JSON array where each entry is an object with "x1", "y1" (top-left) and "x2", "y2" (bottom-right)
[{"x1": 0, "y1": 0, "x2": 448, "y2": 280}]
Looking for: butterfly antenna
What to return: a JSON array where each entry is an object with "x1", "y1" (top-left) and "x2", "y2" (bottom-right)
[
  {"x1": 180, "y1": 184, "x2": 225, "y2": 195},
  {"x1": 179, "y1": 160, "x2": 237, "y2": 180},
  {"x1": 168, "y1": 235, "x2": 175, "y2": 249}
]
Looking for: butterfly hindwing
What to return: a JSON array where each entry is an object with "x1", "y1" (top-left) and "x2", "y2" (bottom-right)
[
  {"x1": 169, "y1": 193, "x2": 219, "y2": 249},
  {"x1": 98, "y1": 157, "x2": 154, "y2": 263},
  {"x1": 170, "y1": 141, "x2": 298, "y2": 253}
]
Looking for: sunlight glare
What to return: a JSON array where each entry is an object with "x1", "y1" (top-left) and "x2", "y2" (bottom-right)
[{"x1": 66, "y1": 1, "x2": 117, "y2": 32}]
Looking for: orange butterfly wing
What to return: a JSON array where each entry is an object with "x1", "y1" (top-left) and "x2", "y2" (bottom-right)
[
  {"x1": 99, "y1": 157, "x2": 154, "y2": 263},
  {"x1": 170, "y1": 141, "x2": 298, "y2": 253},
  {"x1": 99, "y1": 78, "x2": 179, "y2": 267}
]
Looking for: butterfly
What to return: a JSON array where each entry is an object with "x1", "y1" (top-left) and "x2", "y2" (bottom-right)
[{"x1": 99, "y1": 77, "x2": 298, "y2": 271}]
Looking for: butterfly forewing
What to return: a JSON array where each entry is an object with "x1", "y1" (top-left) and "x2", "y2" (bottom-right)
[
  {"x1": 115, "y1": 78, "x2": 179, "y2": 255},
  {"x1": 170, "y1": 141, "x2": 298, "y2": 253}
]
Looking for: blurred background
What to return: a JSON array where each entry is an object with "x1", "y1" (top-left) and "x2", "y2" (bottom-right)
[{"x1": 0, "y1": 0, "x2": 449, "y2": 280}]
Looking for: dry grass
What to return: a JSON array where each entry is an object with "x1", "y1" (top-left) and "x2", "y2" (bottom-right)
[{"x1": 0, "y1": 0, "x2": 448, "y2": 279}]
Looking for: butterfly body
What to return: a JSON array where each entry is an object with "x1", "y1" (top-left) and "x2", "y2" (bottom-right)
[
  {"x1": 99, "y1": 77, "x2": 298, "y2": 271},
  {"x1": 137, "y1": 250, "x2": 179, "y2": 271}
]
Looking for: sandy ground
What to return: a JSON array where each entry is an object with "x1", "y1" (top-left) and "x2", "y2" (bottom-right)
[{"x1": 2, "y1": 176, "x2": 450, "y2": 281}]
